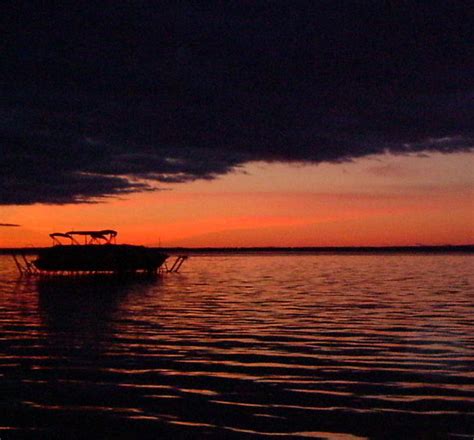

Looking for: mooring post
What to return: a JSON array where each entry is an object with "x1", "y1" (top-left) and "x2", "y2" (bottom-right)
[
  {"x1": 167, "y1": 255, "x2": 188, "y2": 273},
  {"x1": 20, "y1": 253, "x2": 34, "y2": 275},
  {"x1": 173, "y1": 255, "x2": 188, "y2": 273},
  {"x1": 11, "y1": 254, "x2": 24, "y2": 276}
]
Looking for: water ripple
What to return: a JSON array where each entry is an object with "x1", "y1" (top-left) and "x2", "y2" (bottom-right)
[{"x1": 0, "y1": 254, "x2": 473, "y2": 438}]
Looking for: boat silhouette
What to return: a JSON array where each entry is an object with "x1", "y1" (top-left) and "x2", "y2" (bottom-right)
[{"x1": 31, "y1": 230, "x2": 169, "y2": 275}]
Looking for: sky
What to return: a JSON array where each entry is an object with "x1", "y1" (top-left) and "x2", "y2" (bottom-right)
[{"x1": 1, "y1": 1, "x2": 473, "y2": 247}]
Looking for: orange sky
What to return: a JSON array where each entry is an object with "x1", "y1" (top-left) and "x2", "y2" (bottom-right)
[{"x1": 1, "y1": 152, "x2": 473, "y2": 247}]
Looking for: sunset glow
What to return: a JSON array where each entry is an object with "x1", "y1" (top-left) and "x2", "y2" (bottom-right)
[
  {"x1": 2, "y1": 2, "x2": 473, "y2": 249},
  {"x1": 2, "y1": 152, "x2": 472, "y2": 247}
]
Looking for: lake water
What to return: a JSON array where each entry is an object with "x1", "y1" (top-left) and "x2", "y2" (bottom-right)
[{"x1": 0, "y1": 253, "x2": 473, "y2": 439}]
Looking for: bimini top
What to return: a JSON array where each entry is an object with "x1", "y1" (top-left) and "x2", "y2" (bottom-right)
[{"x1": 50, "y1": 230, "x2": 117, "y2": 245}]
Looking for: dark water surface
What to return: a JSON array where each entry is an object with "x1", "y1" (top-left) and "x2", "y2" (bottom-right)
[{"x1": 1, "y1": 254, "x2": 473, "y2": 439}]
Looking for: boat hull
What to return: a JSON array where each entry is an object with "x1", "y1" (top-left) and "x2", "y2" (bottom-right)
[{"x1": 34, "y1": 245, "x2": 168, "y2": 273}]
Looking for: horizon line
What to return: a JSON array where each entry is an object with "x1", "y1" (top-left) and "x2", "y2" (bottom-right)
[{"x1": 2, "y1": 244, "x2": 473, "y2": 255}]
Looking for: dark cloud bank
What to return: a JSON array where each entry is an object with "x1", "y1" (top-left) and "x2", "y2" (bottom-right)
[{"x1": 1, "y1": 1, "x2": 473, "y2": 204}]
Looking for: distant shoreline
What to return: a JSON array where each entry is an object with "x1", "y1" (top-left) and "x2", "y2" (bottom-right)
[{"x1": 2, "y1": 245, "x2": 473, "y2": 255}]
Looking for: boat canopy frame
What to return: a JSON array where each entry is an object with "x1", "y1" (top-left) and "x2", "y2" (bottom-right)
[{"x1": 50, "y1": 230, "x2": 118, "y2": 245}]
